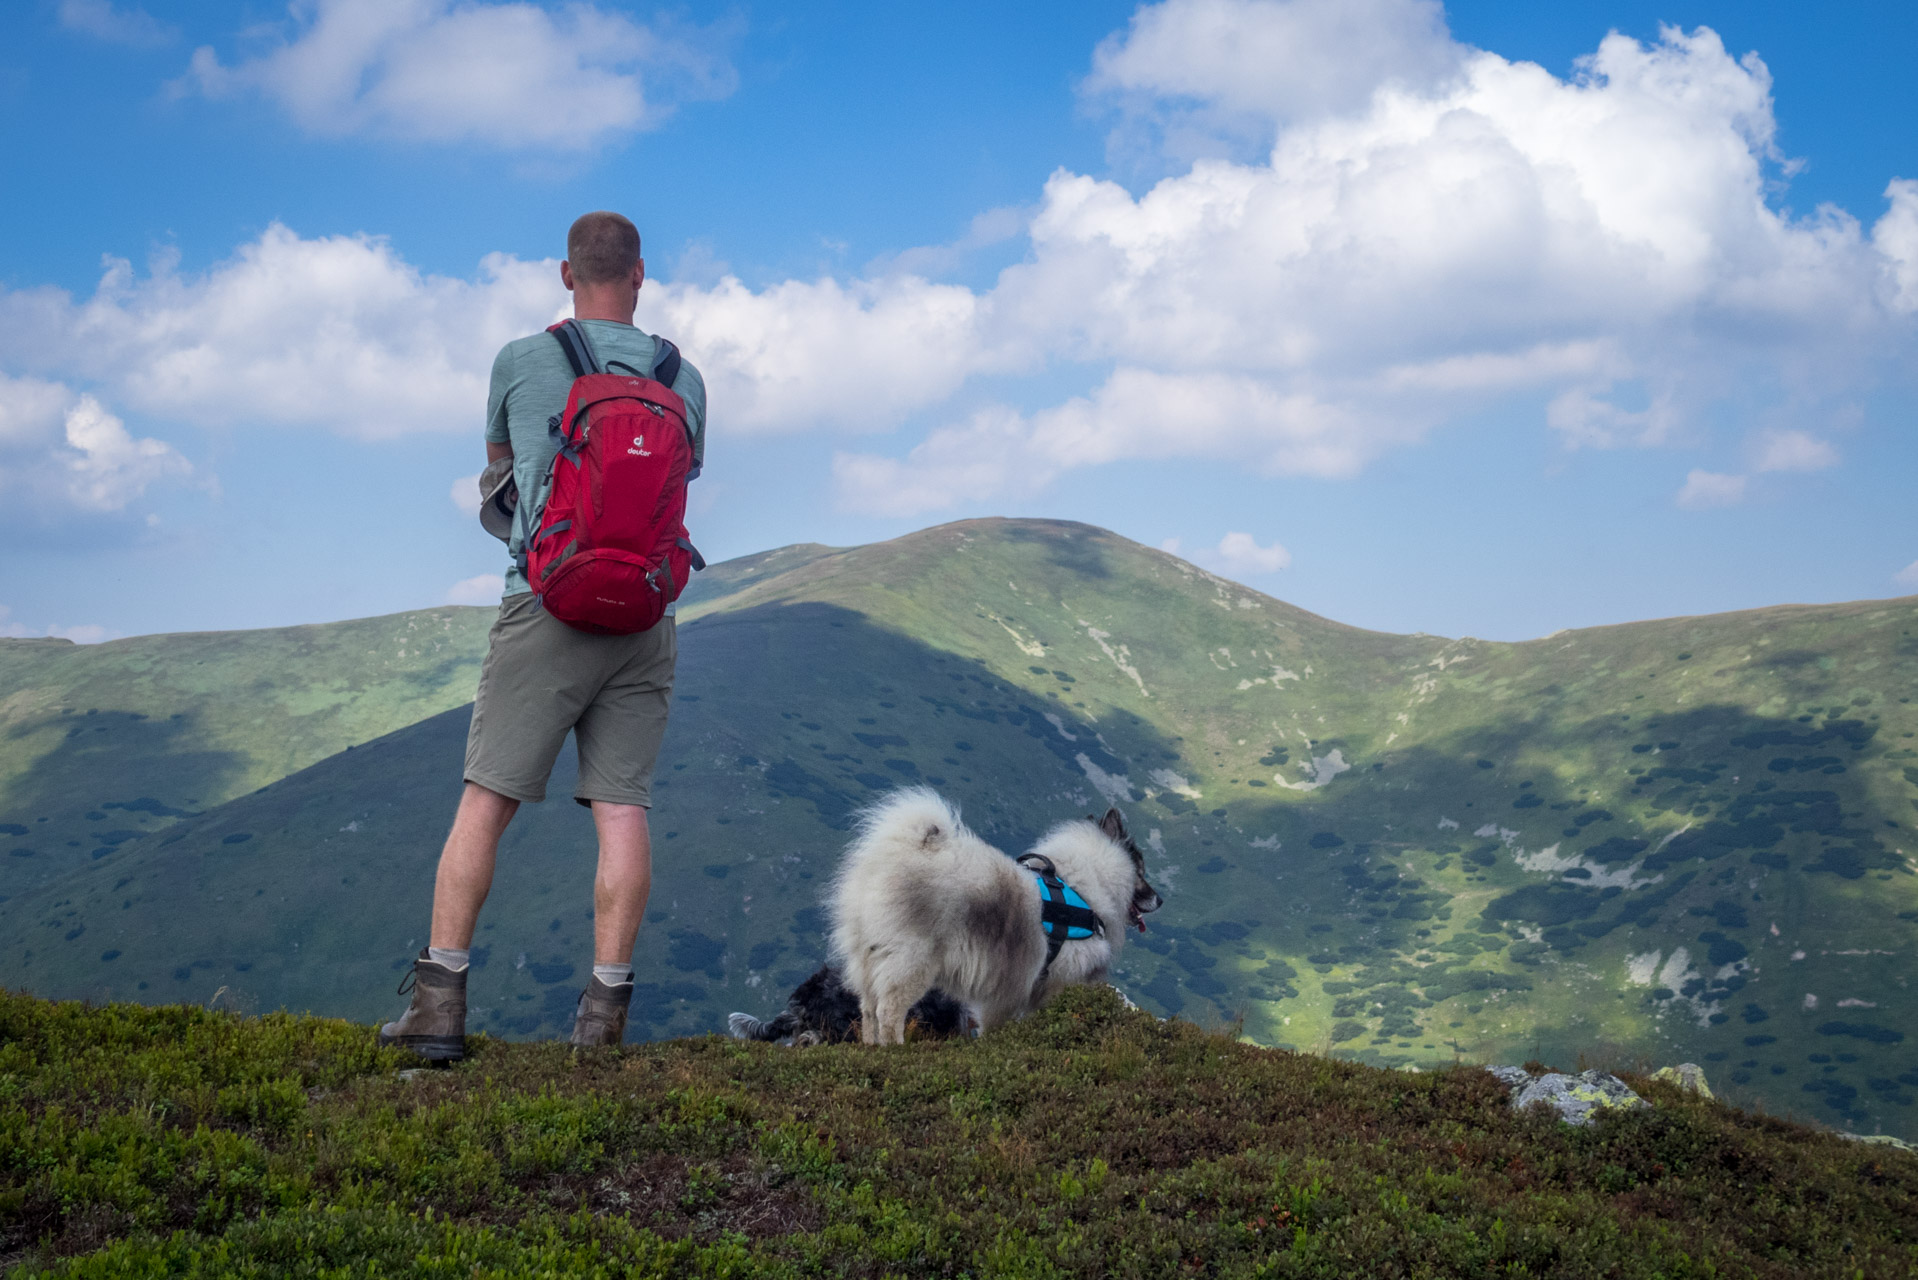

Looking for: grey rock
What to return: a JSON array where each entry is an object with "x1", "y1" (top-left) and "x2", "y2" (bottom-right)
[
  {"x1": 1488, "y1": 1065, "x2": 1648, "y2": 1126},
  {"x1": 1651, "y1": 1063, "x2": 1713, "y2": 1098}
]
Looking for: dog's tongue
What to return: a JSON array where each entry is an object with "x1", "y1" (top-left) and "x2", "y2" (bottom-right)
[{"x1": 1128, "y1": 905, "x2": 1147, "y2": 932}]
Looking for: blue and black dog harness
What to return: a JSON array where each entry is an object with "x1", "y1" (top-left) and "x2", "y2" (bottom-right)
[{"x1": 1017, "y1": 853, "x2": 1104, "y2": 976}]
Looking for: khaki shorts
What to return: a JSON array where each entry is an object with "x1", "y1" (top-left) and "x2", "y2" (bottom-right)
[{"x1": 463, "y1": 592, "x2": 677, "y2": 807}]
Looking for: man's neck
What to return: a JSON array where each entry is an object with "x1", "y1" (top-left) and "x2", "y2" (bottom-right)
[{"x1": 571, "y1": 287, "x2": 637, "y2": 325}]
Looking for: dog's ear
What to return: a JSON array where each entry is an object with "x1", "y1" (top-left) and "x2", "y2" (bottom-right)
[{"x1": 1098, "y1": 808, "x2": 1127, "y2": 841}]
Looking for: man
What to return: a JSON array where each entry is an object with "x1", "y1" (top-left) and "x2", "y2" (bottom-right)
[{"x1": 379, "y1": 212, "x2": 706, "y2": 1059}]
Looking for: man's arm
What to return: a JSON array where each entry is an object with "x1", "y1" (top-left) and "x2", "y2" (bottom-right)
[{"x1": 485, "y1": 343, "x2": 515, "y2": 462}]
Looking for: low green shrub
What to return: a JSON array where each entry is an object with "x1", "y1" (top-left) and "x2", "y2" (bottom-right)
[{"x1": 2, "y1": 986, "x2": 1913, "y2": 1277}]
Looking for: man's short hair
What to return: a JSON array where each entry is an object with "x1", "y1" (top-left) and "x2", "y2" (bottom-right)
[{"x1": 567, "y1": 212, "x2": 641, "y2": 284}]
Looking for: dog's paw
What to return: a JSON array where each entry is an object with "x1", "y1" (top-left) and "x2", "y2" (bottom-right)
[{"x1": 726, "y1": 1012, "x2": 764, "y2": 1040}]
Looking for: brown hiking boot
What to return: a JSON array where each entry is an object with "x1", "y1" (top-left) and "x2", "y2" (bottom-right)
[
  {"x1": 569, "y1": 976, "x2": 634, "y2": 1048},
  {"x1": 378, "y1": 949, "x2": 467, "y2": 1062}
]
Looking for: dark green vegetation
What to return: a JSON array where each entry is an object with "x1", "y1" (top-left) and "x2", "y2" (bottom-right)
[
  {"x1": 4, "y1": 519, "x2": 1918, "y2": 1140},
  {"x1": 4, "y1": 986, "x2": 1913, "y2": 1277}
]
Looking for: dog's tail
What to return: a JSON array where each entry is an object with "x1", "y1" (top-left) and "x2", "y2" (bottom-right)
[
  {"x1": 853, "y1": 786, "x2": 963, "y2": 855},
  {"x1": 727, "y1": 1011, "x2": 795, "y2": 1041}
]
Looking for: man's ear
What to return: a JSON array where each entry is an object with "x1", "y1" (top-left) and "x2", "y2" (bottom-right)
[
  {"x1": 560, "y1": 260, "x2": 576, "y2": 292},
  {"x1": 633, "y1": 257, "x2": 646, "y2": 292}
]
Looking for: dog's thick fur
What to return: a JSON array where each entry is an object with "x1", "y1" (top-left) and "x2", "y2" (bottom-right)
[
  {"x1": 726, "y1": 964, "x2": 971, "y2": 1045},
  {"x1": 829, "y1": 788, "x2": 1162, "y2": 1045}
]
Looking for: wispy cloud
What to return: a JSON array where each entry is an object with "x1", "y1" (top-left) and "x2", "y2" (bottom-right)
[
  {"x1": 1676, "y1": 469, "x2": 1748, "y2": 509},
  {"x1": 1894, "y1": 560, "x2": 1918, "y2": 590},
  {"x1": 58, "y1": 0, "x2": 175, "y2": 47},
  {"x1": 0, "y1": 604, "x2": 116, "y2": 644}
]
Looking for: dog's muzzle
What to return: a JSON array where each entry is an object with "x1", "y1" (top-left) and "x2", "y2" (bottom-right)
[{"x1": 1128, "y1": 887, "x2": 1163, "y2": 932}]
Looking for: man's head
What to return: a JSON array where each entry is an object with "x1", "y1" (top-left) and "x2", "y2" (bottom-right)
[
  {"x1": 567, "y1": 212, "x2": 640, "y2": 283},
  {"x1": 562, "y1": 212, "x2": 645, "y2": 321}
]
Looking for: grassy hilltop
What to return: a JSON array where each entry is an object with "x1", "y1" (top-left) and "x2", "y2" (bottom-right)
[
  {"x1": 2, "y1": 518, "x2": 1916, "y2": 1141},
  {"x1": 2, "y1": 986, "x2": 1914, "y2": 1277}
]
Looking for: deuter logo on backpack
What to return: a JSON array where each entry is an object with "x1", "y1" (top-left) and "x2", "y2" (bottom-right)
[{"x1": 521, "y1": 320, "x2": 705, "y2": 635}]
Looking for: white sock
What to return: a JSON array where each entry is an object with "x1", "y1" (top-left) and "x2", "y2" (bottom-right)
[
  {"x1": 427, "y1": 946, "x2": 470, "y2": 972},
  {"x1": 593, "y1": 963, "x2": 634, "y2": 987}
]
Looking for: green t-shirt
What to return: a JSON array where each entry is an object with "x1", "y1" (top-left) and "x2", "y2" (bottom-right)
[{"x1": 485, "y1": 318, "x2": 707, "y2": 598}]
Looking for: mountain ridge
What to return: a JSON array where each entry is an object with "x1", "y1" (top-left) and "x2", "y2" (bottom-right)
[{"x1": 4, "y1": 517, "x2": 1915, "y2": 1140}]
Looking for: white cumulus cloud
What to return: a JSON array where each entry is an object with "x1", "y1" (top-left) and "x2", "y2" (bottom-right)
[
  {"x1": 445, "y1": 574, "x2": 502, "y2": 606},
  {"x1": 60, "y1": 395, "x2": 194, "y2": 511},
  {"x1": 0, "y1": 372, "x2": 70, "y2": 444},
  {"x1": 1750, "y1": 428, "x2": 1839, "y2": 473},
  {"x1": 181, "y1": 0, "x2": 737, "y2": 149},
  {"x1": 0, "y1": 226, "x2": 562, "y2": 439},
  {"x1": 14, "y1": 0, "x2": 1918, "y2": 521},
  {"x1": 450, "y1": 472, "x2": 481, "y2": 517},
  {"x1": 1210, "y1": 532, "x2": 1292, "y2": 574},
  {"x1": 650, "y1": 273, "x2": 1022, "y2": 434},
  {"x1": 1089, "y1": 0, "x2": 1460, "y2": 153},
  {"x1": 826, "y1": 5, "x2": 1918, "y2": 507},
  {"x1": 1675, "y1": 469, "x2": 1747, "y2": 509},
  {"x1": 0, "y1": 377, "x2": 193, "y2": 515},
  {"x1": 1877, "y1": 179, "x2": 1918, "y2": 312}
]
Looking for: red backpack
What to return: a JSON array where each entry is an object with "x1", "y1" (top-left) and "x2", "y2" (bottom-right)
[{"x1": 520, "y1": 320, "x2": 704, "y2": 635}]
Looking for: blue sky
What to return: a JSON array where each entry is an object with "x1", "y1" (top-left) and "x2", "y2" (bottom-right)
[{"x1": 1, "y1": 0, "x2": 1914, "y2": 644}]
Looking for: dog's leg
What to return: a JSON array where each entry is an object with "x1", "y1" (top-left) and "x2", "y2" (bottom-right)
[
  {"x1": 871, "y1": 988, "x2": 913, "y2": 1045},
  {"x1": 858, "y1": 990, "x2": 884, "y2": 1045}
]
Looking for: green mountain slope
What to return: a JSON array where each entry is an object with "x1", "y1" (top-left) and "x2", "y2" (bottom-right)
[
  {"x1": 4, "y1": 519, "x2": 1916, "y2": 1141},
  {"x1": 0, "y1": 608, "x2": 495, "y2": 891}
]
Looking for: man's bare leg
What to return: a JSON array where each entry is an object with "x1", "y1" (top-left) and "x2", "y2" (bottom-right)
[
  {"x1": 382, "y1": 781, "x2": 516, "y2": 1060},
  {"x1": 429, "y1": 782, "x2": 520, "y2": 949},
  {"x1": 590, "y1": 800, "x2": 653, "y2": 965}
]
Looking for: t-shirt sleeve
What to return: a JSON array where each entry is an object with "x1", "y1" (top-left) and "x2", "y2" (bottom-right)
[
  {"x1": 484, "y1": 343, "x2": 515, "y2": 445},
  {"x1": 672, "y1": 361, "x2": 708, "y2": 478}
]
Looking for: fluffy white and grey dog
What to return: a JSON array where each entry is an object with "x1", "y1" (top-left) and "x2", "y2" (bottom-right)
[{"x1": 829, "y1": 788, "x2": 1163, "y2": 1045}]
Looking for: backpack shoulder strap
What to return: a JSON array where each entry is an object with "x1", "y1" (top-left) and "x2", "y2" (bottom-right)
[
  {"x1": 649, "y1": 335, "x2": 681, "y2": 389},
  {"x1": 547, "y1": 320, "x2": 598, "y2": 377}
]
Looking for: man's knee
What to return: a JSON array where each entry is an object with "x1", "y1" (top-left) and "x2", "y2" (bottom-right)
[
  {"x1": 590, "y1": 799, "x2": 650, "y2": 830},
  {"x1": 460, "y1": 781, "x2": 521, "y2": 830}
]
